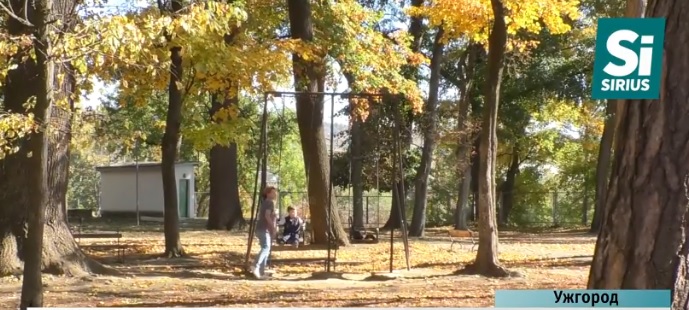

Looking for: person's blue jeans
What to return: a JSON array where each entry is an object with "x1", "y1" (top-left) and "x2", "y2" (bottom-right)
[{"x1": 254, "y1": 230, "x2": 271, "y2": 275}]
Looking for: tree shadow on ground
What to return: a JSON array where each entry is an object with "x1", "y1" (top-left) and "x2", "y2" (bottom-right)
[
  {"x1": 414, "y1": 255, "x2": 592, "y2": 269},
  {"x1": 125, "y1": 269, "x2": 243, "y2": 280},
  {"x1": 90, "y1": 250, "x2": 247, "y2": 280},
  {"x1": 419, "y1": 236, "x2": 595, "y2": 245}
]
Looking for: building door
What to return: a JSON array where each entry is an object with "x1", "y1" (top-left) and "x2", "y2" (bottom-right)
[{"x1": 178, "y1": 179, "x2": 190, "y2": 218}]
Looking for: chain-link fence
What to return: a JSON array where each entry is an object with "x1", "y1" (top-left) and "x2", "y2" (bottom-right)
[
  {"x1": 194, "y1": 189, "x2": 594, "y2": 229},
  {"x1": 428, "y1": 190, "x2": 594, "y2": 228}
]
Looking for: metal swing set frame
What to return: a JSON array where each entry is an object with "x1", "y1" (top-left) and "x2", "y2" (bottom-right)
[{"x1": 242, "y1": 91, "x2": 412, "y2": 274}]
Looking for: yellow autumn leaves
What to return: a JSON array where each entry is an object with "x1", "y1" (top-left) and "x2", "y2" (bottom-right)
[
  {"x1": 0, "y1": 112, "x2": 35, "y2": 160},
  {"x1": 0, "y1": 0, "x2": 583, "y2": 159},
  {"x1": 410, "y1": 0, "x2": 580, "y2": 51}
]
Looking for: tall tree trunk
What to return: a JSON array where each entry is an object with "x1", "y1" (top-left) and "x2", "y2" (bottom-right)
[
  {"x1": 161, "y1": 44, "x2": 184, "y2": 257},
  {"x1": 207, "y1": 91, "x2": 245, "y2": 231},
  {"x1": 582, "y1": 183, "x2": 590, "y2": 225},
  {"x1": 455, "y1": 166, "x2": 472, "y2": 229},
  {"x1": 586, "y1": 0, "x2": 689, "y2": 301},
  {"x1": 159, "y1": 0, "x2": 185, "y2": 258},
  {"x1": 343, "y1": 73, "x2": 365, "y2": 229},
  {"x1": 453, "y1": 46, "x2": 479, "y2": 230},
  {"x1": 286, "y1": 0, "x2": 348, "y2": 245},
  {"x1": 464, "y1": 0, "x2": 510, "y2": 277},
  {"x1": 590, "y1": 100, "x2": 616, "y2": 232},
  {"x1": 588, "y1": 0, "x2": 689, "y2": 300},
  {"x1": 0, "y1": 0, "x2": 107, "y2": 277},
  {"x1": 410, "y1": 27, "x2": 445, "y2": 237},
  {"x1": 470, "y1": 137, "x2": 481, "y2": 221},
  {"x1": 350, "y1": 106, "x2": 365, "y2": 229},
  {"x1": 499, "y1": 145, "x2": 519, "y2": 226},
  {"x1": 20, "y1": 2, "x2": 52, "y2": 306}
]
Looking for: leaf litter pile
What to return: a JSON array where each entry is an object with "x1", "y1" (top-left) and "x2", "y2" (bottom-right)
[{"x1": 0, "y1": 222, "x2": 596, "y2": 307}]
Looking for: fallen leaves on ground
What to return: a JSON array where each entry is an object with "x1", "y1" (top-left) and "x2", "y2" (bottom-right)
[{"x1": 0, "y1": 222, "x2": 596, "y2": 307}]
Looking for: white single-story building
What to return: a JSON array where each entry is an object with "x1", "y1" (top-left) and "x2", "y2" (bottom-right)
[{"x1": 96, "y1": 161, "x2": 198, "y2": 218}]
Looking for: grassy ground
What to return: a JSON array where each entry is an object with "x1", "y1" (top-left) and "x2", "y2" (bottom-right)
[{"x1": 0, "y1": 219, "x2": 596, "y2": 307}]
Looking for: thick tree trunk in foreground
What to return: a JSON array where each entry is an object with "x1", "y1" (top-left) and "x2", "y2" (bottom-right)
[
  {"x1": 591, "y1": 0, "x2": 645, "y2": 235},
  {"x1": 590, "y1": 100, "x2": 616, "y2": 233},
  {"x1": 20, "y1": 4, "x2": 53, "y2": 306},
  {"x1": 161, "y1": 43, "x2": 185, "y2": 257},
  {"x1": 287, "y1": 0, "x2": 348, "y2": 245},
  {"x1": 207, "y1": 92, "x2": 245, "y2": 231},
  {"x1": 463, "y1": 0, "x2": 510, "y2": 277},
  {"x1": 588, "y1": 1, "x2": 689, "y2": 306},
  {"x1": 410, "y1": 27, "x2": 445, "y2": 237},
  {"x1": 0, "y1": 0, "x2": 107, "y2": 277}
]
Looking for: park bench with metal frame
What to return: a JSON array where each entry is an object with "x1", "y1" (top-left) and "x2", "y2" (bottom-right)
[
  {"x1": 70, "y1": 217, "x2": 129, "y2": 262},
  {"x1": 448, "y1": 229, "x2": 477, "y2": 252}
]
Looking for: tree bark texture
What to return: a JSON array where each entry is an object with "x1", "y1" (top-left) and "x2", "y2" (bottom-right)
[
  {"x1": 455, "y1": 166, "x2": 472, "y2": 230},
  {"x1": 207, "y1": 91, "x2": 245, "y2": 231},
  {"x1": 158, "y1": 0, "x2": 186, "y2": 258},
  {"x1": 410, "y1": 27, "x2": 445, "y2": 237},
  {"x1": 467, "y1": 0, "x2": 509, "y2": 277},
  {"x1": 161, "y1": 43, "x2": 185, "y2": 257},
  {"x1": 350, "y1": 106, "x2": 365, "y2": 229},
  {"x1": 286, "y1": 0, "x2": 348, "y2": 245},
  {"x1": 588, "y1": 1, "x2": 689, "y2": 307},
  {"x1": 19, "y1": 2, "x2": 52, "y2": 306}
]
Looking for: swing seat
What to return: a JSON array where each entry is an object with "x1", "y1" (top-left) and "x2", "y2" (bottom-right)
[
  {"x1": 272, "y1": 243, "x2": 337, "y2": 252},
  {"x1": 270, "y1": 240, "x2": 340, "y2": 271}
]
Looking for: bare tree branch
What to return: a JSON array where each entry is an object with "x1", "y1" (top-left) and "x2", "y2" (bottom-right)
[{"x1": 0, "y1": 0, "x2": 33, "y2": 27}]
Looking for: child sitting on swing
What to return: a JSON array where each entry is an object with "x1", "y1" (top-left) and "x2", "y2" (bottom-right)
[{"x1": 279, "y1": 206, "x2": 304, "y2": 246}]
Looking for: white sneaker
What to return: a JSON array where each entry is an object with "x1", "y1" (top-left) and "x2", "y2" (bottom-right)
[{"x1": 252, "y1": 268, "x2": 263, "y2": 279}]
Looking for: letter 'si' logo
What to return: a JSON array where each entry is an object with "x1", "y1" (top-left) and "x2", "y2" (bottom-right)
[{"x1": 592, "y1": 18, "x2": 666, "y2": 100}]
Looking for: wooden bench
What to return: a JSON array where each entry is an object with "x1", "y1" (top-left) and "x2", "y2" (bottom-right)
[
  {"x1": 72, "y1": 231, "x2": 128, "y2": 262},
  {"x1": 448, "y1": 229, "x2": 477, "y2": 252}
]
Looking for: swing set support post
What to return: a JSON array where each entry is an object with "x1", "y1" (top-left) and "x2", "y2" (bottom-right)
[
  {"x1": 242, "y1": 91, "x2": 411, "y2": 275},
  {"x1": 242, "y1": 93, "x2": 270, "y2": 271},
  {"x1": 388, "y1": 98, "x2": 411, "y2": 273}
]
